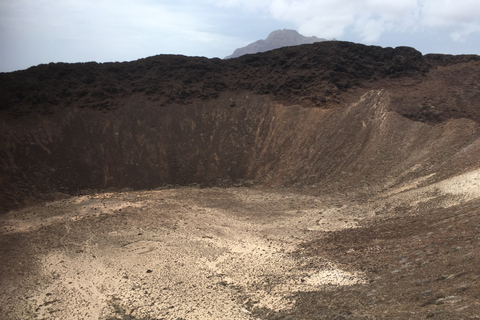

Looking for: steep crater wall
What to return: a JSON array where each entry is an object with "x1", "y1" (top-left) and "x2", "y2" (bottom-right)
[
  {"x1": 1, "y1": 90, "x2": 479, "y2": 212},
  {"x1": 1, "y1": 41, "x2": 480, "y2": 212}
]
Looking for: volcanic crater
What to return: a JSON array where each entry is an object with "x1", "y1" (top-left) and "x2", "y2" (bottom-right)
[{"x1": 1, "y1": 41, "x2": 480, "y2": 319}]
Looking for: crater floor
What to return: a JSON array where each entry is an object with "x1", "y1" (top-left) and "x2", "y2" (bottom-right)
[{"x1": 1, "y1": 172, "x2": 480, "y2": 319}]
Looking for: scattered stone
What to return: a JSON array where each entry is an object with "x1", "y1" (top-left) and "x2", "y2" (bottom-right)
[
  {"x1": 420, "y1": 299, "x2": 436, "y2": 307},
  {"x1": 414, "y1": 279, "x2": 431, "y2": 285},
  {"x1": 456, "y1": 305, "x2": 470, "y2": 312},
  {"x1": 420, "y1": 290, "x2": 433, "y2": 296},
  {"x1": 435, "y1": 275, "x2": 448, "y2": 281},
  {"x1": 426, "y1": 310, "x2": 445, "y2": 318},
  {"x1": 240, "y1": 307, "x2": 251, "y2": 315},
  {"x1": 146, "y1": 269, "x2": 152, "y2": 273},
  {"x1": 457, "y1": 285, "x2": 468, "y2": 292},
  {"x1": 435, "y1": 296, "x2": 461, "y2": 305}
]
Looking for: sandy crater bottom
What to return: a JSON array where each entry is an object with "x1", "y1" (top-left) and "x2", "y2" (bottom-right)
[
  {"x1": 1, "y1": 187, "x2": 370, "y2": 320},
  {"x1": 3, "y1": 168, "x2": 480, "y2": 320}
]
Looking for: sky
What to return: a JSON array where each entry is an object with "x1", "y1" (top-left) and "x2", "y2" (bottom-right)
[{"x1": 1, "y1": 0, "x2": 480, "y2": 72}]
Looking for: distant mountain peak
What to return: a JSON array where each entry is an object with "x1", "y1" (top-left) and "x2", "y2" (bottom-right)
[{"x1": 225, "y1": 29, "x2": 326, "y2": 59}]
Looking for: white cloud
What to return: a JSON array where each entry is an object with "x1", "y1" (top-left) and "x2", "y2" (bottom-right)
[
  {"x1": 217, "y1": 0, "x2": 480, "y2": 43},
  {"x1": 449, "y1": 24, "x2": 480, "y2": 42},
  {"x1": 212, "y1": 0, "x2": 269, "y2": 11},
  {"x1": 422, "y1": 0, "x2": 480, "y2": 26},
  {"x1": 421, "y1": 0, "x2": 480, "y2": 41},
  {"x1": 354, "y1": 17, "x2": 384, "y2": 43},
  {"x1": 366, "y1": 0, "x2": 418, "y2": 19},
  {"x1": 268, "y1": 0, "x2": 358, "y2": 38},
  {"x1": 0, "y1": 0, "x2": 236, "y2": 69}
]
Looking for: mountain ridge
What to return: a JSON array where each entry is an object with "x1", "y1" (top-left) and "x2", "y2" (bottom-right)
[{"x1": 225, "y1": 29, "x2": 326, "y2": 59}]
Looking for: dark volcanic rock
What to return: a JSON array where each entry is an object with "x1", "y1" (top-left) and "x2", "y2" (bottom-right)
[{"x1": 0, "y1": 41, "x2": 430, "y2": 117}]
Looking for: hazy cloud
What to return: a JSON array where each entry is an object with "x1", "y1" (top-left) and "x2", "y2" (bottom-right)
[
  {"x1": 421, "y1": 0, "x2": 480, "y2": 41},
  {"x1": 219, "y1": 0, "x2": 480, "y2": 42},
  {"x1": 0, "y1": 0, "x2": 238, "y2": 70}
]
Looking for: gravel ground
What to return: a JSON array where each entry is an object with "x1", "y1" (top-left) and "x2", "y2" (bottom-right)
[{"x1": 1, "y1": 169, "x2": 479, "y2": 320}]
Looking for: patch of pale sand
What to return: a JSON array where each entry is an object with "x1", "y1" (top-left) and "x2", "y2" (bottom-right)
[
  {"x1": 381, "y1": 172, "x2": 437, "y2": 198},
  {"x1": 229, "y1": 187, "x2": 324, "y2": 204},
  {"x1": 104, "y1": 239, "x2": 250, "y2": 319},
  {"x1": 178, "y1": 204, "x2": 367, "y2": 312},
  {"x1": 33, "y1": 251, "x2": 109, "y2": 320},
  {"x1": 201, "y1": 233, "x2": 367, "y2": 312},
  {"x1": 0, "y1": 194, "x2": 148, "y2": 234},
  {"x1": 303, "y1": 266, "x2": 367, "y2": 286},
  {"x1": 367, "y1": 169, "x2": 480, "y2": 217},
  {"x1": 45, "y1": 194, "x2": 148, "y2": 218},
  {"x1": 299, "y1": 207, "x2": 365, "y2": 232},
  {"x1": 12, "y1": 188, "x2": 369, "y2": 319},
  {"x1": 33, "y1": 235, "x2": 251, "y2": 319},
  {"x1": 435, "y1": 168, "x2": 480, "y2": 200},
  {"x1": 200, "y1": 235, "x2": 299, "y2": 311}
]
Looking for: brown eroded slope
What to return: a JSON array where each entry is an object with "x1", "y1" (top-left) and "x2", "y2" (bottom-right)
[{"x1": 0, "y1": 41, "x2": 479, "y2": 211}]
